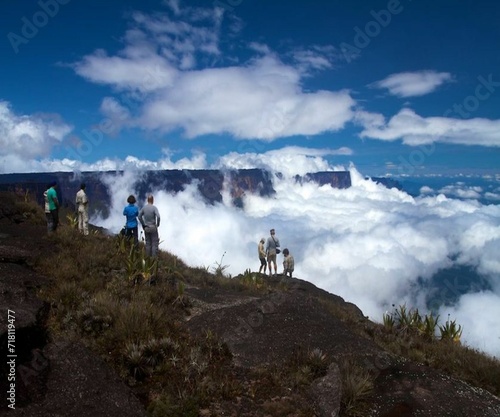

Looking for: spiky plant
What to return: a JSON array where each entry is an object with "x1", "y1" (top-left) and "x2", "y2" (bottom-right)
[
  {"x1": 66, "y1": 213, "x2": 78, "y2": 229},
  {"x1": 115, "y1": 232, "x2": 129, "y2": 254},
  {"x1": 140, "y1": 256, "x2": 158, "y2": 284},
  {"x1": 394, "y1": 304, "x2": 422, "y2": 334},
  {"x1": 421, "y1": 313, "x2": 440, "y2": 340},
  {"x1": 383, "y1": 311, "x2": 395, "y2": 330},
  {"x1": 156, "y1": 336, "x2": 177, "y2": 357},
  {"x1": 142, "y1": 337, "x2": 166, "y2": 368},
  {"x1": 409, "y1": 308, "x2": 423, "y2": 330},
  {"x1": 125, "y1": 245, "x2": 142, "y2": 282},
  {"x1": 169, "y1": 354, "x2": 180, "y2": 368},
  {"x1": 173, "y1": 281, "x2": 191, "y2": 308},
  {"x1": 123, "y1": 342, "x2": 149, "y2": 379},
  {"x1": 307, "y1": 348, "x2": 329, "y2": 377},
  {"x1": 293, "y1": 365, "x2": 314, "y2": 386},
  {"x1": 212, "y1": 251, "x2": 230, "y2": 278},
  {"x1": 339, "y1": 359, "x2": 374, "y2": 416},
  {"x1": 439, "y1": 316, "x2": 463, "y2": 343}
]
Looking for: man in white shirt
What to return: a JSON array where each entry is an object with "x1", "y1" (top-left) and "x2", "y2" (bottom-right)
[{"x1": 75, "y1": 183, "x2": 89, "y2": 235}]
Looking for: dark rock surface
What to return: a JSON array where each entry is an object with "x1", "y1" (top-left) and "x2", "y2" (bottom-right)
[
  {"x1": 8, "y1": 341, "x2": 148, "y2": 417},
  {"x1": 184, "y1": 277, "x2": 500, "y2": 417},
  {"x1": 311, "y1": 363, "x2": 342, "y2": 417},
  {"x1": 187, "y1": 287, "x2": 381, "y2": 368},
  {"x1": 0, "y1": 213, "x2": 147, "y2": 417}
]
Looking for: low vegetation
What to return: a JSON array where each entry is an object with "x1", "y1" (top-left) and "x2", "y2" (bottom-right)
[
  {"x1": 7, "y1": 192, "x2": 500, "y2": 415},
  {"x1": 29, "y1": 204, "x2": 328, "y2": 415},
  {"x1": 375, "y1": 304, "x2": 500, "y2": 397}
]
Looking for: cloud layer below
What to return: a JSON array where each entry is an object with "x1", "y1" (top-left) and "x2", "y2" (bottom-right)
[{"x1": 92, "y1": 154, "x2": 500, "y2": 358}]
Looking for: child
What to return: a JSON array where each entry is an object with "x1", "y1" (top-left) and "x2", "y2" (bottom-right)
[{"x1": 282, "y1": 248, "x2": 294, "y2": 278}]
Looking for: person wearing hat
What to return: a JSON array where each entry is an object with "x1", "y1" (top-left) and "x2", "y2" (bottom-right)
[
  {"x1": 258, "y1": 237, "x2": 267, "y2": 274},
  {"x1": 75, "y1": 183, "x2": 89, "y2": 235},
  {"x1": 265, "y1": 228, "x2": 280, "y2": 276},
  {"x1": 47, "y1": 181, "x2": 59, "y2": 232}
]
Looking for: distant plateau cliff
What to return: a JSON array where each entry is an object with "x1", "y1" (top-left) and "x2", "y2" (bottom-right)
[{"x1": 0, "y1": 169, "x2": 353, "y2": 216}]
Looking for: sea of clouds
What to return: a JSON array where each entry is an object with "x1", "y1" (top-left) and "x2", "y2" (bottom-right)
[{"x1": 93, "y1": 157, "x2": 500, "y2": 358}]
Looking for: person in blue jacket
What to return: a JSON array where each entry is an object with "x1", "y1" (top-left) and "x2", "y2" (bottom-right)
[{"x1": 123, "y1": 195, "x2": 139, "y2": 246}]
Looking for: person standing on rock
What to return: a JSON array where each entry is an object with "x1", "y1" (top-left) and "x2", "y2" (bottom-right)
[
  {"x1": 258, "y1": 237, "x2": 267, "y2": 274},
  {"x1": 265, "y1": 228, "x2": 280, "y2": 276},
  {"x1": 47, "y1": 181, "x2": 60, "y2": 232},
  {"x1": 282, "y1": 248, "x2": 294, "y2": 278},
  {"x1": 123, "y1": 195, "x2": 139, "y2": 247},
  {"x1": 43, "y1": 184, "x2": 53, "y2": 233},
  {"x1": 75, "y1": 183, "x2": 89, "y2": 235},
  {"x1": 139, "y1": 195, "x2": 161, "y2": 257}
]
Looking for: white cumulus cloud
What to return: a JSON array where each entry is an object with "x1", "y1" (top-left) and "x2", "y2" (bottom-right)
[
  {"x1": 358, "y1": 108, "x2": 500, "y2": 147},
  {"x1": 71, "y1": 4, "x2": 355, "y2": 141},
  {"x1": 0, "y1": 101, "x2": 72, "y2": 167},
  {"x1": 370, "y1": 70, "x2": 453, "y2": 97}
]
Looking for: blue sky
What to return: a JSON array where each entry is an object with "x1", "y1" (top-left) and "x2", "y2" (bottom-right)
[{"x1": 1, "y1": 0, "x2": 500, "y2": 175}]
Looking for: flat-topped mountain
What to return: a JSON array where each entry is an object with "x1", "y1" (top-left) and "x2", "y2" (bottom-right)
[{"x1": 0, "y1": 169, "x2": 352, "y2": 215}]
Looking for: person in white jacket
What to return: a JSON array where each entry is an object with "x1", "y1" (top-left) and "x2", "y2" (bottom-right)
[{"x1": 75, "y1": 183, "x2": 89, "y2": 235}]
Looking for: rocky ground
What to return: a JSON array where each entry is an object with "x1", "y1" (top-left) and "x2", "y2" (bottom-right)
[
  {"x1": 0, "y1": 210, "x2": 147, "y2": 417},
  {"x1": 1, "y1": 192, "x2": 500, "y2": 416}
]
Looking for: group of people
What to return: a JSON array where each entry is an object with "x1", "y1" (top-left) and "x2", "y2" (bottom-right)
[
  {"x1": 43, "y1": 182, "x2": 159, "y2": 258},
  {"x1": 43, "y1": 181, "x2": 90, "y2": 235},
  {"x1": 43, "y1": 185, "x2": 292, "y2": 274},
  {"x1": 258, "y1": 228, "x2": 294, "y2": 278},
  {"x1": 123, "y1": 194, "x2": 161, "y2": 257}
]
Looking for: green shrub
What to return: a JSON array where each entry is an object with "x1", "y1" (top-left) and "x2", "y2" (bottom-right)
[{"x1": 339, "y1": 358, "x2": 374, "y2": 416}]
